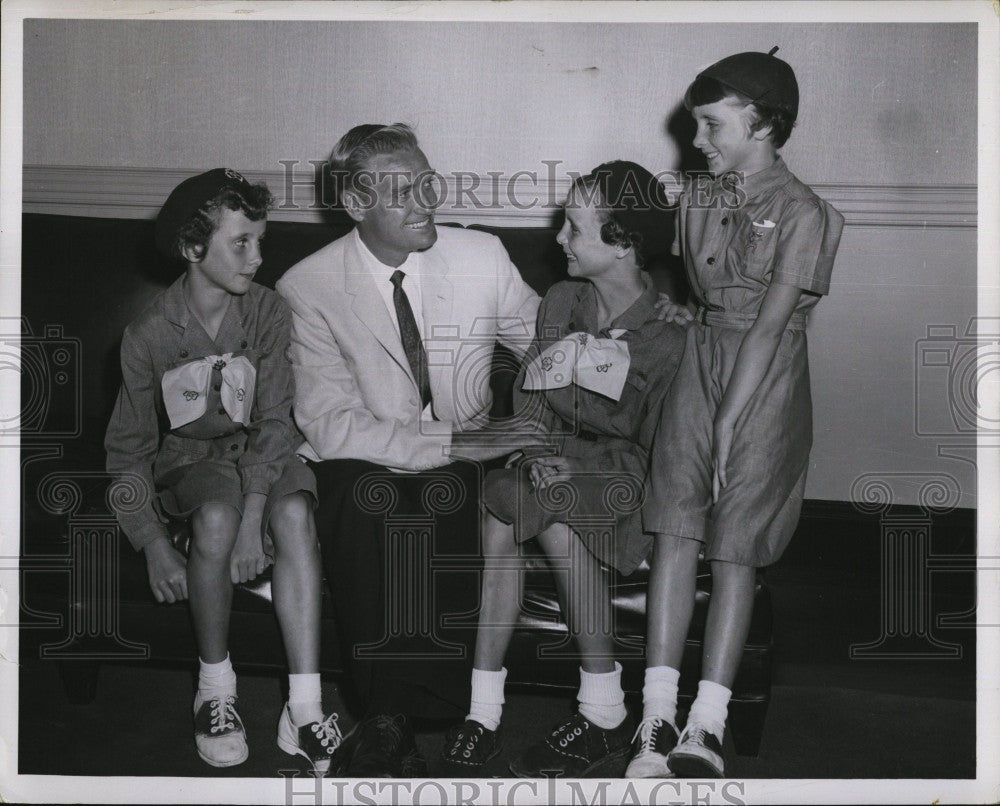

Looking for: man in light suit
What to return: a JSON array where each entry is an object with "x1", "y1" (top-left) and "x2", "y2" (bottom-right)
[{"x1": 276, "y1": 124, "x2": 542, "y2": 777}]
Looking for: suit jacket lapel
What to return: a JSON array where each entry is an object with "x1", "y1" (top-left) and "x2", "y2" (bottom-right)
[
  {"x1": 419, "y1": 245, "x2": 454, "y2": 406},
  {"x1": 420, "y1": 246, "x2": 454, "y2": 339},
  {"x1": 343, "y1": 233, "x2": 414, "y2": 383}
]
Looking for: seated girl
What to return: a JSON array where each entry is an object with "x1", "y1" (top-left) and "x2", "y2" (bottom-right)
[
  {"x1": 439, "y1": 162, "x2": 687, "y2": 778},
  {"x1": 105, "y1": 169, "x2": 341, "y2": 775}
]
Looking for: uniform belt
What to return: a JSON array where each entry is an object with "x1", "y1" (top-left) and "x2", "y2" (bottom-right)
[{"x1": 694, "y1": 306, "x2": 808, "y2": 331}]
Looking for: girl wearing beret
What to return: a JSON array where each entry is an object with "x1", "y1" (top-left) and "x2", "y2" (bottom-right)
[
  {"x1": 628, "y1": 50, "x2": 844, "y2": 778},
  {"x1": 105, "y1": 170, "x2": 341, "y2": 775},
  {"x1": 439, "y1": 162, "x2": 687, "y2": 778}
]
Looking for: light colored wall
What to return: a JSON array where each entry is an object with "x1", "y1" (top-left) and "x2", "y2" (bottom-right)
[
  {"x1": 21, "y1": 19, "x2": 980, "y2": 507},
  {"x1": 24, "y1": 20, "x2": 975, "y2": 184}
]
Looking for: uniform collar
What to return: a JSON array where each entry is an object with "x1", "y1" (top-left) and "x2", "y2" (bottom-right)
[
  {"x1": 162, "y1": 274, "x2": 192, "y2": 328},
  {"x1": 569, "y1": 274, "x2": 659, "y2": 336},
  {"x1": 162, "y1": 273, "x2": 250, "y2": 349},
  {"x1": 718, "y1": 156, "x2": 792, "y2": 202}
]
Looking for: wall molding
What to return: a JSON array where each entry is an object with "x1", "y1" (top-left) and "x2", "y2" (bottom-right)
[{"x1": 22, "y1": 164, "x2": 977, "y2": 230}]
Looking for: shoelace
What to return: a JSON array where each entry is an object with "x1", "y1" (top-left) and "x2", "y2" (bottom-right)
[
  {"x1": 372, "y1": 714, "x2": 404, "y2": 754},
  {"x1": 209, "y1": 695, "x2": 238, "y2": 734},
  {"x1": 550, "y1": 715, "x2": 588, "y2": 749},
  {"x1": 311, "y1": 713, "x2": 343, "y2": 754},
  {"x1": 680, "y1": 724, "x2": 709, "y2": 745},
  {"x1": 450, "y1": 724, "x2": 484, "y2": 758},
  {"x1": 631, "y1": 718, "x2": 663, "y2": 754}
]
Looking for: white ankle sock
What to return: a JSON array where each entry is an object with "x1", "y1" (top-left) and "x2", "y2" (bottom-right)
[
  {"x1": 466, "y1": 667, "x2": 506, "y2": 731},
  {"x1": 288, "y1": 673, "x2": 324, "y2": 726},
  {"x1": 687, "y1": 680, "x2": 731, "y2": 739},
  {"x1": 641, "y1": 665, "x2": 680, "y2": 728},
  {"x1": 196, "y1": 654, "x2": 237, "y2": 710},
  {"x1": 577, "y1": 662, "x2": 627, "y2": 730}
]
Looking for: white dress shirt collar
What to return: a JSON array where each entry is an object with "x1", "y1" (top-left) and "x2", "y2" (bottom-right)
[{"x1": 352, "y1": 228, "x2": 425, "y2": 339}]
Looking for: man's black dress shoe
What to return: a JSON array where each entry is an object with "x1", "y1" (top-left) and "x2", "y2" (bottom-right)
[{"x1": 334, "y1": 713, "x2": 427, "y2": 778}]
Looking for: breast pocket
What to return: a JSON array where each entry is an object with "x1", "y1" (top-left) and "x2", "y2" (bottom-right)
[
  {"x1": 745, "y1": 224, "x2": 779, "y2": 280},
  {"x1": 584, "y1": 367, "x2": 648, "y2": 434}
]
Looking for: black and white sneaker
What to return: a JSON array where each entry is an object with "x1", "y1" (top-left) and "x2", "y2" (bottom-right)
[
  {"x1": 508, "y1": 712, "x2": 634, "y2": 778},
  {"x1": 277, "y1": 704, "x2": 344, "y2": 777},
  {"x1": 439, "y1": 720, "x2": 503, "y2": 775},
  {"x1": 625, "y1": 718, "x2": 679, "y2": 778},
  {"x1": 668, "y1": 723, "x2": 725, "y2": 778},
  {"x1": 193, "y1": 693, "x2": 249, "y2": 768}
]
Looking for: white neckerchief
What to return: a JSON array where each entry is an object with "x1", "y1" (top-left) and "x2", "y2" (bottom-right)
[
  {"x1": 522, "y1": 329, "x2": 631, "y2": 402},
  {"x1": 161, "y1": 353, "x2": 255, "y2": 429}
]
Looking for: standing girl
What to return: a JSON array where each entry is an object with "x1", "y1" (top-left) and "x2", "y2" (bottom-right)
[
  {"x1": 627, "y1": 49, "x2": 844, "y2": 778},
  {"x1": 105, "y1": 169, "x2": 342, "y2": 775}
]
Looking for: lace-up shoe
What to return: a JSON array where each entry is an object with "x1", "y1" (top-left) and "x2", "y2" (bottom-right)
[
  {"x1": 439, "y1": 720, "x2": 503, "y2": 775},
  {"x1": 624, "y1": 717, "x2": 679, "y2": 778},
  {"x1": 508, "y1": 712, "x2": 633, "y2": 778},
  {"x1": 668, "y1": 723, "x2": 725, "y2": 778},
  {"x1": 193, "y1": 693, "x2": 248, "y2": 767},
  {"x1": 339, "y1": 713, "x2": 426, "y2": 778},
  {"x1": 277, "y1": 704, "x2": 344, "y2": 777}
]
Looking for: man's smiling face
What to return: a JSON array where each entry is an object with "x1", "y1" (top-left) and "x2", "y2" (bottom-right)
[{"x1": 350, "y1": 148, "x2": 439, "y2": 267}]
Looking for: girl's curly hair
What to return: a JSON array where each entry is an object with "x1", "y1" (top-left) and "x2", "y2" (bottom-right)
[{"x1": 173, "y1": 182, "x2": 273, "y2": 261}]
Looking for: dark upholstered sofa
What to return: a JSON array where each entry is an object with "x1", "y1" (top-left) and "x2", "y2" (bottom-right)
[{"x1": 18, "y1": 212, "x2": 772, "y2": 758}]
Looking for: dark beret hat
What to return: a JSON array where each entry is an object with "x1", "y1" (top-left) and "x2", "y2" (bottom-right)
[
  {"x1": 587, "y1": 160, "x2": 672, "y2": 259},
  {"x1": 697, "y1": 46, "x2": 799, "y2": 118},
  {"x1": 154, "y1": 168, "x2": 257, "y2": 258}
]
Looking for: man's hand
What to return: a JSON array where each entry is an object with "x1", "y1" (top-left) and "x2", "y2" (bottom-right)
[
  {"x1": 231, "y1": 493, "x2": 269, "y2": 584},
  {"x1": 654, "y1": 293, "x2": 694, "y2": 325},
  {"x1": 448, "y1": 427, "x2": 554, "y2": 462},
  {"x1": 144, "y1": 536, "x2": 188, "y2": 603}
]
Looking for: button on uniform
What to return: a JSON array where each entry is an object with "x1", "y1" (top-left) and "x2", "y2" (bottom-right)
[{"x1": 707, "y1": 257, "x2": 716, "y2": 265}]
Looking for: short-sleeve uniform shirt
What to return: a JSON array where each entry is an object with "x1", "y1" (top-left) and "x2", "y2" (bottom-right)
[{"x1": 644, "y1": 158, "x2": 844, "y2": 567}]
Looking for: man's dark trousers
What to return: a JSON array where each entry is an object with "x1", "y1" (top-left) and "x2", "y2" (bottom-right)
[{"x1": 310, "y1": 457, "x2": 504, "y2": 718}]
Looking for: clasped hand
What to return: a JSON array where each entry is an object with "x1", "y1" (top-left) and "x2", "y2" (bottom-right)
[
  {"x1": 230, "y1": 513, "x2": 270, "y2": 584},
  {"x1": 524, "y1": 454, "x2": 581, "y2": 492}
]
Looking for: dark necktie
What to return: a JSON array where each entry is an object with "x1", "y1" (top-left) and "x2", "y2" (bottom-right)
[{"x1": 390, "y1": 269, "x2": 433, "y2": 410}]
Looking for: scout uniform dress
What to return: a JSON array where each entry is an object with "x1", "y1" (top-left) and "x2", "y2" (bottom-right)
[
  {"x1": 644, "y1": 157, "x2": 844, "y2": 567},
  {"x1": 484, "y1": 277, "x2": 686, "y2": 575},
  {"x1": 105, "y1": 276, "x2": 316, "y2": 552}
]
